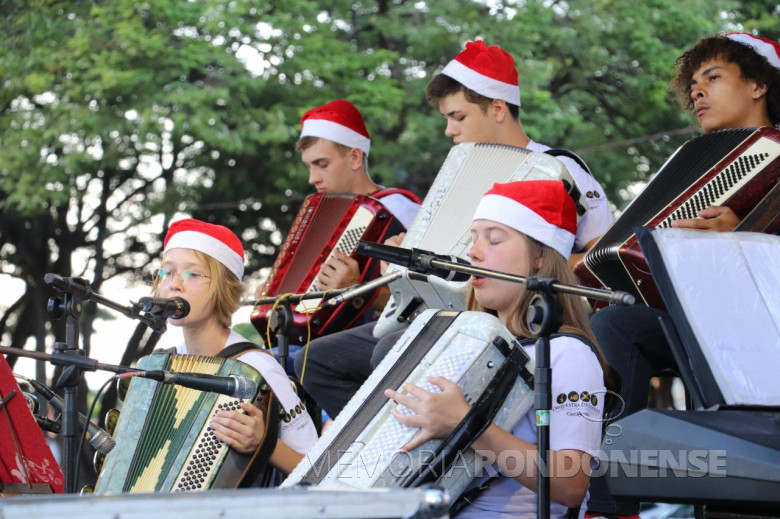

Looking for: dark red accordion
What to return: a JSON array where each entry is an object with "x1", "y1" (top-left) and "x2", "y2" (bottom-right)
[
  {"x1": 251, "y1": 193, "x2": 406, "y2": 345},
  {"x1": 575, "y1": 126, "x2": 780, "y2": 310}
]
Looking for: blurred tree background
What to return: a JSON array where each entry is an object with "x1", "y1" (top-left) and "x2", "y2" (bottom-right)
[{"x1": 0, "y1": 0, "x2": 776, "y2": 485}]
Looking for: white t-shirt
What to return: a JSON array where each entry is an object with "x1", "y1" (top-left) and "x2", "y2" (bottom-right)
[
  {"x1": 526, "y1": 140, "x2": 614, "y2": 251},
  {"x1": 376, "y1": 191, "x2": 420, "y2": 229},
  {"x1": 456, "y1": 335, "x2": 605, "y2": 519},
  {"x1": 175, "y1": 330, "x2": 318, "y2": 455}
]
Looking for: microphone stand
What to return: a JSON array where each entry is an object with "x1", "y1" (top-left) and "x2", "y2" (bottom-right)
[
  {"x1": 394, "y1": 256, "x2": 634, "y2": 519},
  {"x1": 244, "y1": 291, "x2": 336, "y2": 371},
  {"x1": 244, "y1": 274, "x2": 402, "y2": 371},
  {"x1": 39, "y1": 273, "x2": 169, "y2": 492}
]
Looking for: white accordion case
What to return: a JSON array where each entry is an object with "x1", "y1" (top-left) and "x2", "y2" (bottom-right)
[
  {"x1": 283, "y1": 310, "x2": 535, "y2": 499},
  {"x1": 374, "y1": 142, "x2": 588, "y2": 338}
]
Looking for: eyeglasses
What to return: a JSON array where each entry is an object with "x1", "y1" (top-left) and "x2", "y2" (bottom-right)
[{"x1": 153, "y1": 268, "x2": 211, "y2": 285}]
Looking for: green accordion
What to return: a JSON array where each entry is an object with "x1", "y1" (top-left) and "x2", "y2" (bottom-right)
[{"x1": 95, "y1": 351, "x2": 270, "y2": 494}]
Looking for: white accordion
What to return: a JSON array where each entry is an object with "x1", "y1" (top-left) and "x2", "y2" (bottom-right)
[
  {"x1": 283, "y1": 309, "x2": 535, "y2": 500},
  {"x1": 374, "y1": 142, "x2": 588, "y2": 338}
]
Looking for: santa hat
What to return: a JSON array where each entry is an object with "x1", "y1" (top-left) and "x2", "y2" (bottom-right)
[
  {"x1": 473, "y1": 180, "x2": 577, "y2": 260},
  {"x1": 299, "y1": 99, "x2": 371, "y2": 155},
  {"x1": 164, "y1": 219, "x2": 245, "y2": 280},
  {"x1": 441, "y1": 40, "x2": 521, "y2": 106},
  {"x1": 726, "y1": 33, "x2": 780, "y2": 71}
]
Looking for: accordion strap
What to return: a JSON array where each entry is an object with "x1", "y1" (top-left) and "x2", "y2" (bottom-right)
[
  {"x1": 543, "y1": 149, "x2": 591, "y2": 218},
  {"x1": 237, "y1": 385, "x2": 280, "y2": 487},
  {"x1": 371, "y1": 187, "x2": 422, "y2": 204},
  {"x1": 543, "y1": 148, "x2": 592, "y2": 176},
  {"x1": 222, "y1": 342, "x2": 282, "y2": 487},
  {"x1": 218, "y1": 341, "x2": 264, "y2": 359}
]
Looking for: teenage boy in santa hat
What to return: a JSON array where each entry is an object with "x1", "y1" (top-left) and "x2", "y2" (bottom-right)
[
  {"x1": 255, "y1": 100, "x2": 420, "y2": 299},
  {"x1": 385, "y1": 179, "x2": 609, "y2": 517},
  {"x1": 155, "y1": 218, "x2": 318, "y2": 477},
  {"x1": 295, "y1": 40, "x2": 615, "y2": 422},
  {"x1": 427, "y1": 40, "x2": 614, "y2": 266},
  {"x1": 585, "y1": 32, "x2": 780, "y2": 519},
  {"x1": 293, "y1": 99, "x2": 420, "y2": 293},
  {"x1": 255, "y1": 100, "x2": 420, "y2": 377}
]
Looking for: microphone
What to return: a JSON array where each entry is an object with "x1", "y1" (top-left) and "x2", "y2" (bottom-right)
[
  {"x1": 20, "y1": 390, "x2": 62, "y2": 434},
  {"x1": 324, "y1": 271, "x2": 403, "y2": 307},
  {"x1": 355, "y1": 241, "x2": 472, "y2": 282},
  {"x1": 125, "y1": 371, "x2": 257, "y2": 399},
  {"x1": 25, "y1": 378, "x2": 115, "y2": 455},
  {"x1": 137, "y1": 296, "x2": 190, "y2": 320}
]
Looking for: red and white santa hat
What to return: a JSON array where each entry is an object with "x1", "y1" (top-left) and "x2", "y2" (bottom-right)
[
  {"x1": 299, "y1": 99, "x2": 371, "y2": 155},
  {"x1": 473, "y1": 180, "x2": 577, "y2": 260},
  {"x1": 164, "y1": 219, "x2": 245, "y2": 280},
  {"x1": 726, "y1": 33, "x2": 780, "y2": 71},
  {"x1": 441, "y1": 40, "x2": 522, "y2": 107}
]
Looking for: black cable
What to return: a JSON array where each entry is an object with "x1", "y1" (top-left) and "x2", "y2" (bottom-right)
[{"x1": 74, "y1": 376, "x2": 118, "y2": 488}]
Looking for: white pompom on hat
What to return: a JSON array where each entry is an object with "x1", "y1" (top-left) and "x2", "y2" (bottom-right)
[
  {"x1": 163, "y1": 219, "x2": 245, "y2": 280},
  {"x1": 441, "y1": 40, "x2": 521, "y2": 106},
  {"x1": 726, "y1": 33, "x2": 780, "y2": 71},
  {"x1": 299, "y1": 99, "x2": 371, "y2": 155},
  {"x1": 473, "y1": 180, "x2": 578, "y2": 260}
]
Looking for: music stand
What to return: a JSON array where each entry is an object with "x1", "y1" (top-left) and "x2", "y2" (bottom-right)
[
  {"x1": 636, "y1": 227, "x2": 780, "y2": 408},
  {"x1": 603, "y1": 228, "x2": 780, "y2": 513}
]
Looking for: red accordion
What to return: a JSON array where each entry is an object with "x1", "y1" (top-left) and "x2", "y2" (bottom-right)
[
  {"x1": 575, "y1": 126, "x2": 780, "y2": 310},
  {"x1": 251, "y1": 192, "x2": 407, "y2": 345}
]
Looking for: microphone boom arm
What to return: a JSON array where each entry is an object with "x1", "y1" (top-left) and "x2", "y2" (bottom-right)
[
  {"x1": 422, "y1": 256, "x2": 635, "y2": 306},
  {"x1": 44, "y1": 273, "x2": 170, "y2": 332},
  {"x1": 245, "y1": 284, "x2": 369, "y2": 307},
  {"x1": 353, "y1": 243, "x2": 634, "y2": 306}
]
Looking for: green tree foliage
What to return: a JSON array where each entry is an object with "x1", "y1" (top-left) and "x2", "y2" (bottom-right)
[{"x1": 0, "y1": 0, "x2": 772, "y2": 398}]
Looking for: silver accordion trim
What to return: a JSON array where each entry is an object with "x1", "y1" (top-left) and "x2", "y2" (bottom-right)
[
  {"x1": 283, "y1": 309, "x2": 535, "y2": 500},
  {"x1": 374, "y1": 142, "x2": 587, "y2": 338}
]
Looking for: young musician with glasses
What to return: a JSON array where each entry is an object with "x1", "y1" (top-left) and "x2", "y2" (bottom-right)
[
  {"x1": 584, "y1": 32, "x2": 780, "y2": 519},
  {"x1": 295, "y1": 40, "x2": 615, "y2": 422},
  {"x1": 153, "y1": 218, "x2": 317, "y2": 476},
  {"x1": 385, "y1": 180, "x2": 610, "y2": 517}
]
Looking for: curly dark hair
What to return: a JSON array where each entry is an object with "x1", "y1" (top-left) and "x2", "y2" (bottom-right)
[
  {"x1": 426, "y1": 73, "x2": 520, "y2": 119},
  {"x1": 670, "y1": 35, "x2": 780, "y2": 125}
]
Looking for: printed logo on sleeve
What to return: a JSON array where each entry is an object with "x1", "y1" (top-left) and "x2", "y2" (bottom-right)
[{"x1": 554, "y1": 389, "x2": 599, "y2": 412}]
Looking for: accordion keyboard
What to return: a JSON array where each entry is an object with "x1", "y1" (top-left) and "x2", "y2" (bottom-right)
[
  {"x1": 296, "y1": 205, "x2": 374, "y2": 313},
  {"x1": 174, "y1": 396, "x2": 243, "y2": 491},
  {"x1": 659, "y1": 139, "x2": 777, "y2": 228}
]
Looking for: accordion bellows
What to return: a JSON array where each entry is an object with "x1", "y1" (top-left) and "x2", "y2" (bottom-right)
[{"x1": 251, "y1": 193, "x2": 404, "y2": 345}]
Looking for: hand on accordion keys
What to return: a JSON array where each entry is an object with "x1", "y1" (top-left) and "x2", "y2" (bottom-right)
[
  {"x1": 315, "y1": 248, "x2": 360, "y2": 291},
  {"x1": 384, "y1": 376, "x2": 471, "y2": 453},
  {"x1": 670, "y1": 205, "x2": 741, "y2": 232}
]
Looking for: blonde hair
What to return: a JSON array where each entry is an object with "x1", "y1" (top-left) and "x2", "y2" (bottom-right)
[{"x1": 152, "y1": 250, "x2": 244, "y2": 329}]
